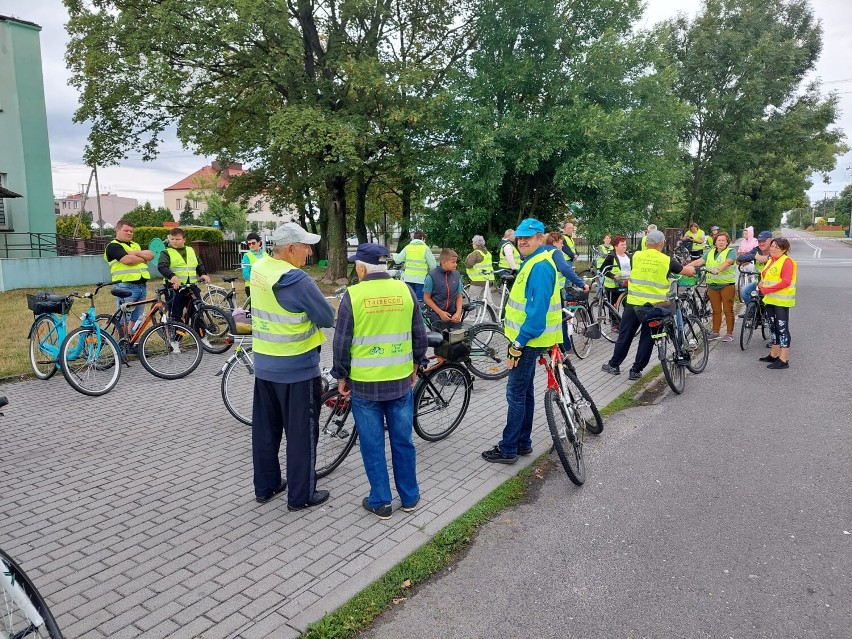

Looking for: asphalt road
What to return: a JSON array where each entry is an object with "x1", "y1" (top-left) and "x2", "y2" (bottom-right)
[{"x1": 359, "y1": 230, "x2": 852, "y2": 639}]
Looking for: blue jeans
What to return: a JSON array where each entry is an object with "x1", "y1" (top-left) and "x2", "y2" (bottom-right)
[
  {"x1": 113, "y1": 281, "x2": 149, "y2": 326},
  {"x1": 351, "y1": 391, "x2": 419, "y2": 508},
  {"x1": 499, "y1": 346, "x2": 541, "y2": 456},
  {"x1": 741, "y1": 281, "x2": 757, "y2": 304},
  {"x1": 407, "y1": 282, "x2": 424, "y2": 302}
]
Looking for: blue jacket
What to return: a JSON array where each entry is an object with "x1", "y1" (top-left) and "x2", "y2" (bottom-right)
[
  {"x1": 546, "y1": 245, "x2": 586, "y2": 287},
  {"x1": 515, "y1": 246, "x2": 557, "y2": 347},
  {"x1": 254, "y1": 268, "x2": 336, "y2": 383}
]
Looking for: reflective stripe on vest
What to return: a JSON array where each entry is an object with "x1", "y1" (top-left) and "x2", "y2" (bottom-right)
[
  {"x1": 503, "y1": 251, "x2": 562, "y2": 347},
  {"x1": 402, "y1": 242, "x2": 429, "y2": 281},
  {"x1": 761, "y1": 254, "x2": 797, "y2": 307},
  {"x1": 165, "y1": 247, "x2": 199, "y2": 284},
  {"x1": 105, "y1": 240, "x2": 150, "y2": 282},
  {"x1": 498, "y1": 240, "x2": 520, "y2": 269},
  {"x1": 626, "y1": 249, "x2": 670, "y2": 305},
  {"x1": 705, "y1": 247, "x2": 736, "y2": 285},
  {"x1": 348, "y1": 279, "x2": 415, "y2": 382},
  {"x1": 250, "y1": 258, "x2": 326, "y2": 356},
  {"x1": 468, "y1": 249, "x2": 494, "y2": 281}
]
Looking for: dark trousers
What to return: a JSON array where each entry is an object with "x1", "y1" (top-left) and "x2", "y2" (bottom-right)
[
  {"x1": 252, "y1": 376, "x2": 322, "y2": 507},
  {"x1": 608, "y1": 303, "x2": 654, "y2": 373},
  {"x1": 168, "y1": 284, "x2": 202, "y2": 322}
]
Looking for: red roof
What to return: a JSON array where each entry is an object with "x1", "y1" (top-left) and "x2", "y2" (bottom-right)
[{"x1": 164, "y1": 162, "x2": 245, "y2": 192}]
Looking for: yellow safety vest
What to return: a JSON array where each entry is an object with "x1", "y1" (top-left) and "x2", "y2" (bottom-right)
[
  {"x1": 165, "y1": 246, "x2": 199, "y2": 285},
  {"x1": 503, "y1": 251, "x2": 562, "y2": 347},
  {"x1": 105, "y1": 240, "x2": 150, "y2": 283},
  {"x1": 348, "y1": 278, "x2": 415, "y2": 382},
  {"x1": 595, "y1": 244, "x2": 611, "y2": 268},
  {"x1": 468, "y1": 249, "x2": 494, "y2": 282},
  {"x1": 626, "y1": 249, "x2": 670, "y2": 305},
  {"x1": 562, "y1": 235, "x2": 576, "y2": 260},
  {"x1": 705, "y1": 247, "x2": 735, "y2": 285},
  {"x1": 641, "y1": 235, "x2": 648, "y2": 251},
  {"x1": 250, "y1": 258, "x2": 325, "y2": 356},
  {"x1": 604, "y1": 254, "x2": 626, "y2": 290},
  {"x1": 401, "y1": 242, "x2": 429, "y2": 282},
  {"x1": 685, "y1": 229, "x2": 706, "y2": 249},
  {"x1": 761, "y1": 254, "x2": 797, "y2": 307},
  {"x1": 246, "y1": 250, "x2": 263, "y2": 265},
  {"x1": 498, "y1": 240, "x2": 520, "y2": 270}
]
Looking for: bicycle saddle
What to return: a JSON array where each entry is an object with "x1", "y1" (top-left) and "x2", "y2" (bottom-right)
[
  {"x1": 111, "y1": 287, "x2": 134, "y2": 299},
  {"x1": 462, "y1": 302, "x2": 479, "y2": 312},
  {"x1": 498, "y1": 271, "x2": 515, "y2": 282},
  {"x1": 426, "y1": 332, "x2": 444, "y2": 348},
  {"x1": 222, "y1": 275, "x2": 238, "y2": 283}
]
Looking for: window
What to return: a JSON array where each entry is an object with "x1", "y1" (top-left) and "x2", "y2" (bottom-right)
[
  {"x1": 176, "y1": 199, "x2": 182, "y2": 210},
  {"x1": 62, "y1": 201, "x2": 67, "y2": 209},
  {"x1": 0, "y1": 173, "x2": 8, "y2": 229}
]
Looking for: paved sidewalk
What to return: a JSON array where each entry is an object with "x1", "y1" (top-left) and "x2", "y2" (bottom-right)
[{"x1": 0, "y1": 325, "x2": 651, "y2": 638}]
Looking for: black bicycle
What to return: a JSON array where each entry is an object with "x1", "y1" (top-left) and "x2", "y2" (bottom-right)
[
  {"x1": 171, "y1": 283, "x2": 234, "y2": 354},
  {"x1": 740, "y1": 290, "x2": 768, "y2": 350},
  {"x1": 315, "y1": 331, "x2": 473, "y2": 477}
]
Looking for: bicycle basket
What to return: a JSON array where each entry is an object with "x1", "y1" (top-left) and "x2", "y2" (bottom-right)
[
  {"x1": 435, "y1": 340, "x2": 470, "y2": 363},
  {"x1": 27, "y1": 292, "x2": 73, "y2": 315}
]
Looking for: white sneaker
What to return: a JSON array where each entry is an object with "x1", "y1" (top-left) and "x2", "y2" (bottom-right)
[
  {"x1": 200, "y1": 337, "x2": 212, "y2": 349},
  {"x1": 169, "y1": 340, "x2": 181, "y2": 353}
]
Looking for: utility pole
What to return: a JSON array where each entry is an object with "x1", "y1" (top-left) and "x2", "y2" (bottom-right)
[{"x1": 93, "y1": 165, "x2": 104, "y2": 235}]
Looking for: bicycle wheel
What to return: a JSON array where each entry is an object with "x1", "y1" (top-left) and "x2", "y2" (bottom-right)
[
  {"x1": 461, "y1": 300, "x2": 497, "y2": 328},
  {"x1": 138, "y1": 320, "x2": 203, "y2": 379},
  {"x1": 413, "y1": 362, "x2": 471, "y2": 441},
  {"x1": 570, "y1": 305, "x2": 593, "y2": 359},
  {"x1": 740, "y1": 301, "x2": 758, "y2": 350},
  {"x1": 221, "y1": 349, "x2": 255, "y2": 425},
  {"x1": 28, "y1": 314, "x2": 59, "y2": 380},
  {"x1": 0, "y1": 549, "x2": 64, "y2": 639},
  {"x1": 58, "y1": 327, "x2": 121, "y2": 396},
  {"x1": 466, "y1": 323, "x2": 510, "y2": 380},
  {"x1": 561, "y1": 365, "x2": 603, "y2": 435},
  {"x1": 683, "y1": 314, "x2": 709, "y2": 374},
  {"x1": 544, "y1": 384, "x2": 585, "y2": 486},
  {"x1": 203, "y1": 289, "x2": 235, "y2": 310},
  {"x1": 316, "y1": 389, "x2": 358, "y2": 478},
  {"x1": 657, "y1": 332, "x2": 685, "y2": 394},
  {"x1": 759, "y1": 305, "x2": 768, "y2": 340},
  {"x1": 193, "y1": 304, "x2": 233, "y2": 354},
  {"x1": 590, "y1": 298, "x2": 620, "y2": 343}
]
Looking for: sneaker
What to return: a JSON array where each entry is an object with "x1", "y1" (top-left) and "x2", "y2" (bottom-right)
[
  {"x1": 628, "y1": 369, "x2": 641, "y2": 381},
  {"x1": 722, "y1": 334, "x2": 733, "y2": 342},
  {"x1": 169, "y1": 340, "x2": 181, "y2": 353},
  {"x1": 362, "y1": 497, "x2": 392, "y2": 520},
  {"x1": 518, "y1": 446, "x2": 533, "y2": 456},
  {"x1": 400, "y1": 498, "x2": 420, "y2": 513},
  {"x1": 288, "y1": 490, "x2": 330, "y2": 512},
  {"x1": 765, "y1": 342, "x2": 772, "y2": 348},
  {"x1": 481, "y1": 445, "x2": 518, "y2": 464},
  {"x1": 255, "y1": 479, "x2": 287, "y2": 504},
  {"x1": 758, "y1": 354, "x2": 778, "y2": 363},
  {"x1": 737, "y1": 313, "x2": 745, "y2": 319},
  {"x1": 200, "y1": 337, "x2": 213, "y2": 349},
  {"x1": 707, "y1": 332, "x2": 721, "y2": 341},
  {"x1": 767, "y1": 359, "x2": 789, "y2": 369},
  {"x1": 601, "y1": 363, "x2": 620, "y2": 375}
]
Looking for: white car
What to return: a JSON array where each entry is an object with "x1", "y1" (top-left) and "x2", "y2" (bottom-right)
[{"x1": 346, "y1": 235, "x2": 360, "y2": 246}]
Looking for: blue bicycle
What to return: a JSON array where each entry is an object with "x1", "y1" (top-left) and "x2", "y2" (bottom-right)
[{"x1": 27, "y1": 282, "x2": 123, "y2": 396}]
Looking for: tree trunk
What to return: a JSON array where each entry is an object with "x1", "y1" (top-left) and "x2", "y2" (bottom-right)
[
  {"x1": 323, "y1": 175, "x2": 348, "y2": 282},
  {"x1": 355, "y1": 174, "x2": 369, "y2": 243},
  {"x1": 396, "y1": 177, "x2": 412, "y2": 252},
  {"x1": 304, "y1": 188, "x2": 319, "y2": 235},
  {"x1": 317, "y1": 195, "x2": 329, "y2": 262}
]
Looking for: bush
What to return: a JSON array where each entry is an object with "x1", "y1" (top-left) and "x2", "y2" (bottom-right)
[{"x1": 130, "y1": 226, "x2": 224, "y2": 247}]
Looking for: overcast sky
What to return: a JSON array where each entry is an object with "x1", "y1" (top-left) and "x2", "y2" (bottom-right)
[{"x1": 1, "y1": 0, "x2": 850, "y2": 208}]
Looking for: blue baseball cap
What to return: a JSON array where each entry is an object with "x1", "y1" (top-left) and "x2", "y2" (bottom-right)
[
  {"x1": 514, "y1": 218, "x2": 546, "y2": 237},
  {"x1": 757, "y1": 231, "x2": 773, "y2": 241},
  {"x1": 348, "y1": 243, "x2": 389, "y2": 265}
]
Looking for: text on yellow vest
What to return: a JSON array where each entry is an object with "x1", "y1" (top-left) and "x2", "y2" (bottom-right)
[{"x1": 626, "y1": 249, "x2": 670, "y2": 305}]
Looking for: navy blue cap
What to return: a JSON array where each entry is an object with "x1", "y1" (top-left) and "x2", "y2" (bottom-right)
[
  {"x1": 514, "y1": 218, "x2": 546, "y2": 237},
  {"x1": 348, "y1": 243, "x2": 389, "y2": 265},
  {"x1": 757, "y1": 231, "x2": 773, "y2": 241}
]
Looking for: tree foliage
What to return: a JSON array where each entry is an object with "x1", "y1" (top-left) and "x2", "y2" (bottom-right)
[
  {"x1": 121, "y1": 202, "x2": 174, "y2": 228},
  {"x1": 56, "y1": 214, "x2": 92, "y2": 239},
  {"x1": 179, "y1": 202, "x2": 196, "y2": 226}
]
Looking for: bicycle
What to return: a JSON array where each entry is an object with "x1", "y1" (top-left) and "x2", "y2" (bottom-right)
[
  {"x1": 641, "y1": 278, "x2": 709, "y2": 394},
  {"x1": 217, "y1": 333, "x2": 255, "y2": 425},
  {"x1": 540, "y1": 341, "x2": 604, "y2": 486},
  {"x1": 170, "y1": 283, "x2": 234, "y2": 354},
  {"x1": 587, "y1": 267, "x2": 624, "y2": 344},
  {"x1": 562, "y1": 287, "x2": 600, "y2": 359},
  {"x1": 736, "y1": 263, "x2": 758, "y2": 303},
  {"x1": 0, "y1": 397, "x2": 65, "y2": 638},
  {"x1": 462, "y1": 269, "x2": 514, "y2": 326},
  {"x1": 315, "y1": 330, "x2": 474, "y2": 478},
  {"x1": 27, "y1": 285, "x2": 123, "y2": 396},
  {"x1": 96, "y1": 286, "x2": 203, "y2": 380},
  {"x1": 203, "y1": 275, "x2": 251, "y2": 311},
  {"x1": 739, "y1": 289, "x2": 768, "y2": 350}
]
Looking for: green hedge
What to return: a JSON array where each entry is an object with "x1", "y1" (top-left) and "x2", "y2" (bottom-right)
[{"x1": 131, "y1": 226, "x2": 224, "y2": 246}]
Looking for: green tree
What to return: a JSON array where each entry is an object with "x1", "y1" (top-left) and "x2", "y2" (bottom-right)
[
  {"x1": 122, "y1": 202, "x2": 174, "y2": 227},
  {"x1": 193, "y1": 193, "x2": 249, "y2": 236},
  {"x1": 662, "y1": 0, "x2": 845, "y2": 228},
  {"x1": 179, "y1": 201, "x2": 196, "y2": 226},
  {"x1": 56, "y1": 214, "x2": 92, "y2": 239}
]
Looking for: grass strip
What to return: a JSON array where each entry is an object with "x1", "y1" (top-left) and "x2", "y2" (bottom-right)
[
  {"x1": 301, "y1": 464, "x2": 538, "y2": 639},
  {"x1": 598, "y1": 363, "x2": 662, "y2": 417}
]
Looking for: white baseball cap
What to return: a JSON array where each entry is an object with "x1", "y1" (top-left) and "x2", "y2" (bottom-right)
[{"x1": 272, "y1": 222, "x2": 321, "y2": 246}]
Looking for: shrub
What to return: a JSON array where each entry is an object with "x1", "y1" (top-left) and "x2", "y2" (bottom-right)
[{"x1": 131, "y1": 226, "x2": 224, "y2": 247}]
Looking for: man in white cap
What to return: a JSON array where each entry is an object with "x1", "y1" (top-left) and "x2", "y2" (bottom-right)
[{"x1": 251, "y1": 222, "x2": 335, "y2": 511}]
